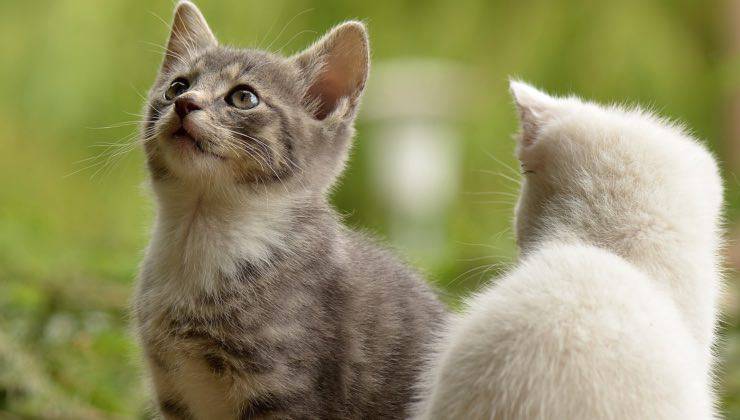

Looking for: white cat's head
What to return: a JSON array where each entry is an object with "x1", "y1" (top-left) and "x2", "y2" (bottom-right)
[{"x1": 509, "y1": 80, "x2": 723, "y2": 256}]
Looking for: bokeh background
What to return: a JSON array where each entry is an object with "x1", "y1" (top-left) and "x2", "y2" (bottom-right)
[{"x1": 1, "y1": 0, "x2": 739, "y2": 418}]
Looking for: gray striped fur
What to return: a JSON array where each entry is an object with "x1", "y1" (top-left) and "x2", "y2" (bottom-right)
[{"x1": 133, "y1": 2, "x2": 447, "y2": 419}]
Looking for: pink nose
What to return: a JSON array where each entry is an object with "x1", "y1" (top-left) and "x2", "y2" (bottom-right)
[{"x1": 175, "y1": 97, "x2": 202, "y2": 119}]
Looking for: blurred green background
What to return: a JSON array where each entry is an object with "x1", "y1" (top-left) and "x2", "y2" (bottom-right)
[{"x1": 0, "y1": 0, "x2": 739, "y2": 418}]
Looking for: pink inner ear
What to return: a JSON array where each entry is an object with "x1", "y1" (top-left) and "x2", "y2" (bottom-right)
[
  {"x1": 518, "y1": 108, "x2": 539, "y2": 147},
  {"x1": 509, "y1": 81, "x2": 559, "y2": 147},
  {"x1": 310, "y1": 71, "x2": 346, "y2": 120},
  {"x1": 299, "y1": 23, "x2": 368, "y2": 120}
]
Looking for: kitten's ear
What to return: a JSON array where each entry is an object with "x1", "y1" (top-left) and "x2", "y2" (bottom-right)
[
  {"x1": 162, "y1": 1, "x2": 217, "y2": 72},
  {"x1": 509, "y1": 80, "x2": 558, "y2": 146},
  {"x1": 292, "y1": 21, "x2": 370, "y2": 120}
]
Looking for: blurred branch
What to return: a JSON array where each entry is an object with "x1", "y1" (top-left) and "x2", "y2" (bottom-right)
[
  {"x1": 722, "y1": 0, "x2": 740, "y2": 322},
  {"x1": 0, "y1": 329, "x2": 110, "y2": 419},
  {"x1": 726, "y1": 0, "x2": 740, "y2": 175}
]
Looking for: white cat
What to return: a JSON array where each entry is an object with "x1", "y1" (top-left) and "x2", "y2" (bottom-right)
[{"x1": 414, "y1": 81, "x2": 725, "y2": 419}]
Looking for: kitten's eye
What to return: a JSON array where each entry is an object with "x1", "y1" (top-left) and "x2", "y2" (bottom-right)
[
  {"x1": 165, "y1": 78, "x2": 189, "y2": 101},
  {"x1": 227, "y1": 86, "x2": 259, "y2": 110}
]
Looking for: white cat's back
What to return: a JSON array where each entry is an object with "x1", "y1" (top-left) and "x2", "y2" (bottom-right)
[{"x1": 415, "y1": 243, "x2": 713, "y2": 420}]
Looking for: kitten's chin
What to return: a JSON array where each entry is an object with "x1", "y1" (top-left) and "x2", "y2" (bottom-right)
[
  {"x1": 158, "y1": 135, "x2": 233, "y2": 183},
  {"x1": 166, "y1": 126, "x2": 225, "y2": 159}
]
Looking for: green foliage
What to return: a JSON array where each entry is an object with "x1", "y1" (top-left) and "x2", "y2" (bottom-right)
[{"x1": 0, "y1": 0, "x2": 737, "y2": 418}]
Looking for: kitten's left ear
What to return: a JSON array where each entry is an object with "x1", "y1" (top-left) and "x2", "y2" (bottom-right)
[
  {"x1": 509, "y1": 80, "x2": 558, "y2": 147},
  {"x1": 162, "y1": 1, "x2": 217, "y2": 72},
  {"x1": 292, "y1": 21, "x2": 370, "y2": 120}
]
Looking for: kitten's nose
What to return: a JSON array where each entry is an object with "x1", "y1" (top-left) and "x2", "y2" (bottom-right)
[{"x1": 175, "y1": 97, "x2": 202, "y2": 119}]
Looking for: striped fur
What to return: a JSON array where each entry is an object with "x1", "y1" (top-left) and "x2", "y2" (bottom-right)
[{"x1": 133, "y1": 2, "x2": 446, "y2": 419}]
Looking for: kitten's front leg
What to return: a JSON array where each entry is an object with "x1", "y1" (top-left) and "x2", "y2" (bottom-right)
[{"x1": 146, "y1": 352, "x2": 194, "y2": 420}]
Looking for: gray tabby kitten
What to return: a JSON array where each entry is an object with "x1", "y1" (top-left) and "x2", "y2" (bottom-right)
[{"x1": 132, "y1": 2, "x2": 446, "y2": 419}]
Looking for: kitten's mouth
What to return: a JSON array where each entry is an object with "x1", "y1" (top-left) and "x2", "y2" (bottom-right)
[
  {"x1": 170, "y1": 126, "x2": 224, "y2": 159},
  {"x1": 172, "y1": 127, "x2": 204, "y2": 152}
]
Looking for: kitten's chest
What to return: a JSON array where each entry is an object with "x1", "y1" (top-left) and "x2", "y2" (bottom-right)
[
  {"x1": 140, "y1": 198, "x2": 290, "y2": 287},
  {"x1": 141, "y1": 292, "x2": 293, "y2": 419},
  {"x1": 136, "y1": 240, "x2": 314, "y2": 414}
]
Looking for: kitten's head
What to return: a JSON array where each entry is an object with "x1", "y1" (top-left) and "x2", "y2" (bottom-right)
[
  {"x1": 143, "y1": 1, "x2": 369, "y2": 193},
  {"x1": 509, "y1": 80, "x2": 722, "y2": 254}
]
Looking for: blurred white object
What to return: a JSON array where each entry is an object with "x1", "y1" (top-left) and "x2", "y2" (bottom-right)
[
  {"x1": 363, "y1": 59, "x2": 467, "y2": 264},
  {"x1": 371, "y1": 122, "x2": 458, "y2": 216}
]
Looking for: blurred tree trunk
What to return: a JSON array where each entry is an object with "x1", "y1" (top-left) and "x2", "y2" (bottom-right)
[
  {"x1": 724, "y1": 0, "x2": 740, "y2": 312},
  {"x1": 728, "y1": 0, "x2": 740, "y2": 175}
]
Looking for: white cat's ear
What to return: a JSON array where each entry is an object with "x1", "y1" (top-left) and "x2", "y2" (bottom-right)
[
  {"x1": 292, "y1": 21, "x2": 370, "y2": 120},
  {"x1": 162, "y1": 1, "x2": 217, "y2": 72},
  {"x1": 509, "y1": 80, "x2": 558, "y2": 146}
]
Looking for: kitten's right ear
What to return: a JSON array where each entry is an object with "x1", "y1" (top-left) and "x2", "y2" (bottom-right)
[
  {"x1": 509, "y1": 80, "x2": 557, "y2": 147},
  {"x1": 161, "y1": 1, "x2": 217, "y2": 72}
]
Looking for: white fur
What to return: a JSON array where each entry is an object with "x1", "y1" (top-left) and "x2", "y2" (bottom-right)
[{"x1": 415, "y1": 81, "x2": 724, "y2": 419}]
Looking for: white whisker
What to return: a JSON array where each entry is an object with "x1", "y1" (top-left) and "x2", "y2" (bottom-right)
[{"x1": 264, "y1": 8, "x2": 315, "y2": 52}]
